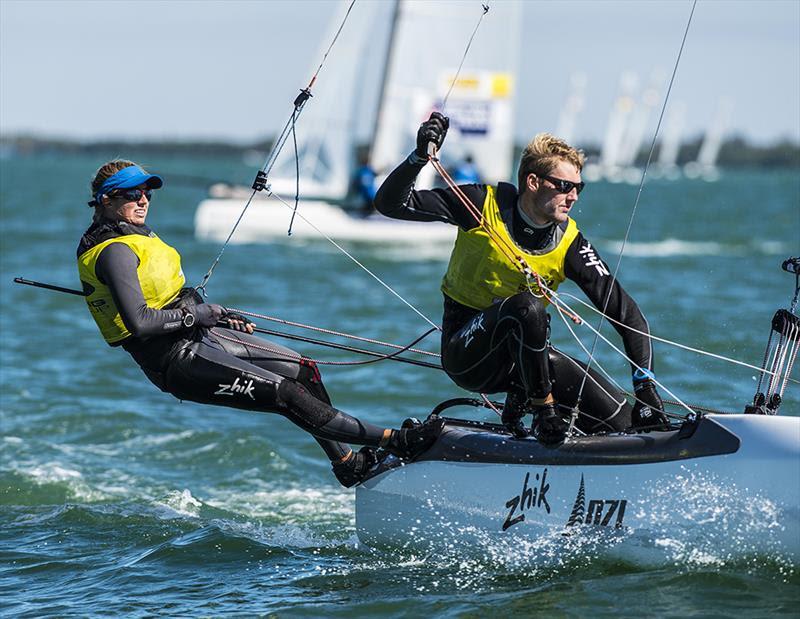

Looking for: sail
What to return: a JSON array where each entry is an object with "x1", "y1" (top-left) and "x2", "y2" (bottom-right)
[
  {"x1": 267, "y1": 1, "x2": 391, "y2": 200},
  {"x1": 370, "y1": 0, "x2": 522, "y2": 187}
]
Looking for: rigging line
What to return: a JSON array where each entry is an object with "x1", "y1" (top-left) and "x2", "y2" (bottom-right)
[
  {"x1": 575, "y1": 0, "x2": 699, "y2": 401},
  {"x1": 195, "y1": 1, "x2": 358, "y2": 293},
  {"x1": 307, "y1": 0, "x2": 357, "y2": 91},
  {"x1": 227, "y1": 308, "x2": 442, "y2": 358},
  {"x1": 210, "y1": 324, "x2": 438, "y2": 368},
  {"x1": 558, "y1": 290, "x2": 800, "y2": 385},
  {"x1": 547, "y1": 287, "x2": 698, "y2": 416},
  {"x1": 196, "y1": 190, "x2": 259, "y2": 294},
  {"x1": 266, "y1": 188, "x2": 441, "y2": 331},
  {"x1": 551, "y1": 296, "x2": 686, "y2": 420},
  {"x1": 287, "y1": 107, "x2": 302, "y2": 235},
  {"x1": 441, "y1": 2, "x2": 491, "y2": 111}
]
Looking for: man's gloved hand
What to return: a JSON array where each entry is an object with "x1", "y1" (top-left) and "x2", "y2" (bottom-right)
[
  {"x1": 192, "y1": 303, "x2": 225, "y2": 328},
  {"x1": 415, "y1": 111, "x2": 449, "y2": 159},
  {"x1": 631, "y1": 379, "x2": 670, "y2": 430},
  {"x1": 221, "y1": 312, "x2": 255, "y2": 334}
]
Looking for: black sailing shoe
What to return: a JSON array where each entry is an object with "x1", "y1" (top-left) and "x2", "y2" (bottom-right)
[
  {"x1": 331, "y1": 447, "x2": 378, "y2": 488},
  {"x1": 531, "y1": 402, "x2": 568, "y2": 445},
  {"x1": 384, "y1": 416, "x2": 445, "y2": 459},
  {"x1": 501, "y1": 391, "x2": 530, "y2": 438}
]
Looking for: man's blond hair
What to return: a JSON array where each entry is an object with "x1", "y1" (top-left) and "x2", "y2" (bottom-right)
[{"x1": 517, "y1": 133, "x2": 585, "y2": 192}]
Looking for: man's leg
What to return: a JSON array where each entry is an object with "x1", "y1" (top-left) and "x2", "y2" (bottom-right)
[{"x1": 549, "y1": 348, "x2": 632, "y2": 433}]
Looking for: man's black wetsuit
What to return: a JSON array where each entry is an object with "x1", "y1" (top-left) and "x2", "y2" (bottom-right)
[
  {"x1": 77, "y1": 219, "x2": 390, "y2": 461},
  {"x1": 375, "y1": 158, "x2": 656, "y2": 432}
]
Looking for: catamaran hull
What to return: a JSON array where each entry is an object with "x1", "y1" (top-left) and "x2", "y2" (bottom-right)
[
  {"x1": 194, "y1": 197, "x2": 457, "y2": 244},
  {"x1": 355, "y1": 414, "x2": 800, "y2": 560}
]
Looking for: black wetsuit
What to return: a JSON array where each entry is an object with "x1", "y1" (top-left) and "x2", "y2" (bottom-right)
[
  {"x1": 77, "y1": 219, "x2": 389, "y2": 461},
  {"x1": 375, "y1": 158, "x2": 655, "y2": 432}
]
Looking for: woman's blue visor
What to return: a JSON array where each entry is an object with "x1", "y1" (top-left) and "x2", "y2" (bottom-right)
[{"x1": 94, "y1": 165, "x2": 163, "y2": 204}]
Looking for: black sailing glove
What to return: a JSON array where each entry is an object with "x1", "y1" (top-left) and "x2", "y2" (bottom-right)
[
  {"x1": 631, "y1": 379, "x2": 670, "y2": 430},
  {"x1": 415, "y1": 111, "x2": 450, "y2": 159},
  {"x1": 220, "y1": 311, "x2": 255, "y2": 333},
  {"x1": 192, "y1": 303, "x2": 225, "y2": 328}
]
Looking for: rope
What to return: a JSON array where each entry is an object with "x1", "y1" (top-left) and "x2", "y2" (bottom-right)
[
  {"x1": 227, "y1": 307, "x2": 441, "y2": 358},
  {"x1": 557, "y1": 290, "x2": 800, "y2": 386},
  {"x1": 210, "y1": 324, "x2": 435, "y2": 368},
  {"x1": 195, "y1": 0, "x2": 358, "y2": 294},
  {"x1": 441, "y1": 3, "x2": 491, "y2": 112},
  {"x1": 575, "y1": 0, "x2": 698, "y2": 403},
  {"x1": 267, "y1": 187, "x2": 442, "y2": 331}
]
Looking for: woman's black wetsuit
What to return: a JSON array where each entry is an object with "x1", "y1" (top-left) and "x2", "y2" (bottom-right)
[{"x1": 77, "y1": 219, "x2": 390, "y2": 462}]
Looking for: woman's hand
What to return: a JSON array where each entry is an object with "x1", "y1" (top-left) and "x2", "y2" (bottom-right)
[{"x1": 220, "y1": 312, "x2": 255, "y2": 334}]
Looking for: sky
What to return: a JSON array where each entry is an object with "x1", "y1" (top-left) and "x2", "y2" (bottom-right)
[{"x1": 1, "y1": 0, "x2": 798, "y2": 146}]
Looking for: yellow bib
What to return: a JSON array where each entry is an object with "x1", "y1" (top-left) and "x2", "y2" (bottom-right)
[
  {"x1": 441, "y1": 185, "x2": 579, "y2": 310},
  {"x1": 77, "y1": 234, "x2": 185, "y2": 344}
]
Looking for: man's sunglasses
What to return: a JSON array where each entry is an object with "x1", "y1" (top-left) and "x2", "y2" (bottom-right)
[
  {"x1": 537, "y1": 174, "x2": 585, "y2": 195},
  {"x1": 111, "y1": 188, "x2": 152, "y2": 202}
]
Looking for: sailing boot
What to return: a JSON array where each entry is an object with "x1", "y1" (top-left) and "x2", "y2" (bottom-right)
[
  {"x1": 383, "y1": 416, "x2": 445, "y2": 459},
  {"x1": 531, "y1": 400, "x2": 568, "y2": 445},
  {"x1": 501, "y1": 390, "x2": 530, "y2": 438},
  {"x1": 331, "y1": 446, "x2": 378, "y2": 488}
]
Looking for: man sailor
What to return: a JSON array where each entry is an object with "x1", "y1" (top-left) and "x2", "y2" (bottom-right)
[{"x1": 374, "y1": 113, "x2": 669, "y2": 443}]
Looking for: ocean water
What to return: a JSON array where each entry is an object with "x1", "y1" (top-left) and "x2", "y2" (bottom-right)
[{"x1": 1, "y1": 153, "x2": 798, "y2": 616}]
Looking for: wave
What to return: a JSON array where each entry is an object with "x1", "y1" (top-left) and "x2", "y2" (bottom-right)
[{"x1": 601, "y1": 238, "x2": 793, "y2": 258}]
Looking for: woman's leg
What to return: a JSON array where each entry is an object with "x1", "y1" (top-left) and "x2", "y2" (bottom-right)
[{"x1": 163, "y1": 331, "x2": 441, "y2": 460}]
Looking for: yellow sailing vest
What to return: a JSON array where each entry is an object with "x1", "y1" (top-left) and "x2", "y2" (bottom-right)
[
  {"x1": 441, "y1": 185, "x2": 579, "y2": 310},
  {"x1": 77, "y1": 234, "x2": 185, "y2": 344}
]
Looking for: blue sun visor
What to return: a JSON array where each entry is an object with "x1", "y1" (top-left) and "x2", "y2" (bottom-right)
[{"x1": 94, "y1": 165, "x2": 163, "y2": 205}]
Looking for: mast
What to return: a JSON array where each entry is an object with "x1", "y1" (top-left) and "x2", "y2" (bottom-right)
[{"x1": 366, "y1": 0, "x2": 402, "y2": 166}]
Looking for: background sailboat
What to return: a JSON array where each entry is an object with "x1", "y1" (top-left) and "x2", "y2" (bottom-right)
[{"x1": 194, "y1": 0, "x2": 522, "y2": 245}]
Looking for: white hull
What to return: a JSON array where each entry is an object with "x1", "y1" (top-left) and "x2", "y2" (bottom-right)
[
  {"x1": 194, "y1": 196, "x2": 457, "y2": 245},
  {"x1": 356, "y1": 414, "x2": 800, "y2": 561}
]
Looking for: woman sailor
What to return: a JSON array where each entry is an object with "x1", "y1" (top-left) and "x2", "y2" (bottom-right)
[{"x1": 77, "y1": 160, "x2": 441, "y2": 486}]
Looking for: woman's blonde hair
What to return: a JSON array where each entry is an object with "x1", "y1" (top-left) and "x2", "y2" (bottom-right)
[{"x1": 517, "y1": 133, "x2": 584, "y2": 192}]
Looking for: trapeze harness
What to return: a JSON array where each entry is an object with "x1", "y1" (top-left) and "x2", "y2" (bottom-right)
[{"x1": 76, "y1": 219, "x2": 391, "y2": 455}]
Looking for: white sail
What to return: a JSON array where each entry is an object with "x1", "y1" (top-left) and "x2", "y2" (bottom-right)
[
  {"x1": 555, "y1": 73, "x2": 587, "y2": 146},
  {"x1": 657, "y1": 100, "x2": 686, "y2": 169},
  {"x1": 195, "y1": 0, "x2": 522, "y2": 244},
  {"x1": 266, "y1": 1, "x2": 390, "y2": 200},
  {"x1": 370, "y1": 0, "x2": 522, "y2": 186},
  {"x1": 599, "y1": 72, "x2": 638, "y2": 172},
  {"x1": 684, "y1": 97, "x2": 733, "y2": 181},
  {"x1": 617, "y1": 72, "x2": 662, "y2": 169}
]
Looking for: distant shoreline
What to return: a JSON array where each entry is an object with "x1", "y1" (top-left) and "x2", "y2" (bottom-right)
[{"x1": 2, "y1": 134, "x2": 798, "y2": 168}]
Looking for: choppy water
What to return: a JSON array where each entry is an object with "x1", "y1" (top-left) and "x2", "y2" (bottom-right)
[{"x1": 1, "y1": 153, "x2": 799, "y2": 616}]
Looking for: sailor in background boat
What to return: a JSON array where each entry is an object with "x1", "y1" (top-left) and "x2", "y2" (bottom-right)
[
  {"x1": 375, "y1": 113, "x2": 669, "y2": 443},
  {"x1": 77, "y1": 160, "x2": 443, "y2": 487},
  {"x1": 451, "y1": 154, "x2": 482, "y2": 185},
  {"x1": 351, "y1": 153, "x2": 378, "y2": 215}
]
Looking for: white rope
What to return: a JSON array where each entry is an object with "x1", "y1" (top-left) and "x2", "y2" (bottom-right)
[
  {"x1": 557, "y1": 290, "x2": 800, "y2": 385},
  {"x1": 576, "y1": 0, "x2": 699, "y2": 402},
  {"x1": 546, "y1": 288, "x2": 697, "y2": 416},
  {"x1": 267, "y1": 189, "x2": 441, "y2": 331},
  {"x1": 441, "y1": 2, "x2": 491, "y2": 112}
]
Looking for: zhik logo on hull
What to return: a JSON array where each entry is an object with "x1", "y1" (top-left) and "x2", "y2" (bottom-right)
[
  {"x1": 215, "y1": 376, "x2": 256, "y2": 401},
  {"x1": 502, "y1": 469, "x2": 551, "y2": 531}
]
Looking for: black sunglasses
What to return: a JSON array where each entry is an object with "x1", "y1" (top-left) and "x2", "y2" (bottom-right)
[
  {"x1": 112, "y1": 188, "x2": 152, "y2": 202},
  {"x1": 537, "y1": 174, "x2": 585, "y2": 195}
]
